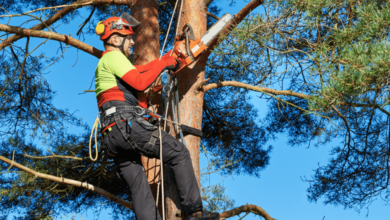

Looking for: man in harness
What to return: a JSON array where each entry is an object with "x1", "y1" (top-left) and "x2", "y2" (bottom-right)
[{"x1": 94, "y1": 12, "x2": 219, "y2": 220}]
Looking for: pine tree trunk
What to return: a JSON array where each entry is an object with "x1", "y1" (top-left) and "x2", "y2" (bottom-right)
[
  {"x1": 132, "y1": 0, "x2": 207, "y2": 219},
  {"x1": 131, "y1": 0, "x2": 164, "y2": 215},
  {"x1": 165, "y1": 1, "x2": 207, "y2": 219}
]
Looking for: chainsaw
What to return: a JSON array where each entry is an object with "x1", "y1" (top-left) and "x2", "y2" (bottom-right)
[
  {"x1": 170, "y1": 13, "x2": 233, "y2": 75},
  {"x1": 147, "y1": 13, "x2": 232, "y2": 97}
]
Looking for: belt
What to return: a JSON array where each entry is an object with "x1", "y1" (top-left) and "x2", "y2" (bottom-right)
[
  {"x1": 101, "y1": 105, "x2": 145, "y2": 129},
  {"x1": 101, "y1": 105, "x2": 144, "y2": 120}
]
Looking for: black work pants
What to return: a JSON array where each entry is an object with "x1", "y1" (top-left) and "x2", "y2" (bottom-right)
[{"x1": 103, "y1": 117, "x2": 203, "y2": 220}]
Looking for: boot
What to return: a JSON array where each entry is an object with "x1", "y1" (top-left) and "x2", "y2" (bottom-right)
[{"x1": 185, "y1": 210, "x2": 220, "y2": 220}]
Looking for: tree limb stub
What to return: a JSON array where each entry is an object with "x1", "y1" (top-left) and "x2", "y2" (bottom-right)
[
  {"x1": 198, "y1": 81, "x2": 390, "y2": 115},
  {"x1": 220, "y1": 204, "x2": 276, "y2": 220},
  {"x1": 200, "y1": 0, "x2": 264, "y2": 62},
  {"x1": 0, "y1": 24, "x2": 103, "y2": 58},
  {"x1": 0, "y1": 155, "x2": 133, "y2": 210},
  {"x1": 0, "y1": 0, "x2": 134, "y2": 51},
  {"x1": 207, "y1": 12, "x2": 220, "y2": 20}
]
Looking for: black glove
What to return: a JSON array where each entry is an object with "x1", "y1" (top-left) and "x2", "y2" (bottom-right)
[
  {"x1": 148, "y1": 116, "x2": 159, "y2": 125},
  {"x1": 164, "y1": 57, "x2": 180, "y2": 72}
]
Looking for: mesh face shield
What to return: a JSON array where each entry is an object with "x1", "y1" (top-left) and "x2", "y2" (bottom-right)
[{"x1": 114, "y1": 12, "x2": 141, "y2": 31}]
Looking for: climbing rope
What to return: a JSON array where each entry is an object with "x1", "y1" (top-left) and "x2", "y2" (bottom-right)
[
  {"x1": 89, "y1": 112, "x2": 101, "y2": 161},
  {"x1": 160, "y1": 0, "x2": 181, "y2": 59},
  {"x1": 159, "y1": 118, "x2": 165, "y2": 220},
  {"x1": 155, "y1": 2, "x2": 184, "y2": 220},
  {"x1": 173, "y1": 77, "x2": 186, "y2": 145}
]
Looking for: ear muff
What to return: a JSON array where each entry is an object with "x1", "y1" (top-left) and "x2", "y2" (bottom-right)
[{"x1": 95, "y1": 21, "x2": 105, "y2": 35}]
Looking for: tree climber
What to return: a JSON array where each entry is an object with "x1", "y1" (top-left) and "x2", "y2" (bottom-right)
[{"x1": 94, "y1": 12, "x2": 220, "y2": 220}]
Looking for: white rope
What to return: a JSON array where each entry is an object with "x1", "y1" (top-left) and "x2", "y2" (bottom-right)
[
  {"x1": 89, "y1": 113, "x2": 101, "y2": 161},
  {"x1": 156, "y1": 2, "x2": 185, "y2": 220},
  {"x1": 159, "y1": 120, "x2": 165, "y2": 220},
  {"x1": 160, "y1": 0, "x2": 180, "y2": 59},
  {"x1": 171, "y1": 0, "x2": 184, "y2": 57},
  {"x1": 164, "y1": 0, "x2": 184, "y2": 130}
]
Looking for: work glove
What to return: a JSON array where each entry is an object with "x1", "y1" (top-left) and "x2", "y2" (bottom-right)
[
  {"x1": 161, "y1": 50, "x2": 173, "y2": 59},
  {"x1": 148, "y1": 116, "x2": 159, "y2": 125},
  {"x1": 163, "y1": 56, "x2": 180, "y2": 72}
]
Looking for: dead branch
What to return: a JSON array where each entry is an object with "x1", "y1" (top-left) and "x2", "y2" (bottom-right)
[
  {"x1": 220, "y1": 204, "x2": 276, "y2": 220},
  {"x1": 0, "y1": 0, "x2": 134, "y2": 51},
  {"x1": 200, "y1": 80, "x2": 311, "y2": 99},
  {"x1": 77, "y1": 6, "x2": 96, "y2": 36},
  {"x1": 23, "y1": 153, "x2": 114, "y2": 164},
  {"x1": 0, "y1": 155, "x2": 132, "y2": 209},
  {"x1": 0, "y1": 24, "x2": 103, "y2": 58},
  {"x1": 0, "y1": 1, "x2": 95, "y2": 18},
  {"x1": 197, "y1": 80, "x2": 390, "y2": 115},
  {"x1": 207, "y1": 12, "x2": 220, "y2": 20},
  {"x1": 19, "y1": 36, "x2": 29, "y2": 79}
]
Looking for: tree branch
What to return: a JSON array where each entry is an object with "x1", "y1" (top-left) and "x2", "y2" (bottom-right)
[
  {"x1": 197, "y1": 80, "x2": 390, "y2": 115},
  {"x1": 0, "y1": 155, "x2": 133, "y2": 209},
  {"x1": 76, "y1": 6, "x2": 96, "y2": 36},
  {"x1": 200, "y1": 81, "x2": 311, "y2": 99},
  {"x1": 0, "y1": 0, "x2": 134, "y2": 51},
  {"x1": 207, "y1": 12, "x2": 220, "y2": 20},
  {"x1": 200, "y1": 0, "x2": 264, "y2": 61},
  {"x1": 205, "y1": 0, "x2": 214, "y2": 7},
  {"x1": 220, "y1": 204, "x2": 275, "y2": 220},
  {"x1": 0, "y1": 24, "x2": 103, "y2": 58},
  {"x1": 23, "y1": 153, "x2": 114, "y2": 164}
]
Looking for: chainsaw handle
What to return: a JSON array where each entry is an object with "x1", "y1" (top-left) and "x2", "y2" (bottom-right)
[
  {"x1": 185, "y1": 29, "x2": 195, "y2": 61},
  {"x1": 182, "y1": 24, "x2": 196, "y2": 40}
]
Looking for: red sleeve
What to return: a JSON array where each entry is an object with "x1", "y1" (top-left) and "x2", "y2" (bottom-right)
[
  {"x1": 134, "y1": 51, "x2": 172, "y2": 73},
  {"x1": 134, "y1": 59, "x2": 160, "y2": 73},
  {"x1": 121, "y1": 59, "x2": 167, "y2": 91}
]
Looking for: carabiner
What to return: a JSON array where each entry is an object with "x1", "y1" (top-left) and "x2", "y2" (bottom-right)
[{"x1": 135, "y1": 106, "x2": 145, "y2": 116}]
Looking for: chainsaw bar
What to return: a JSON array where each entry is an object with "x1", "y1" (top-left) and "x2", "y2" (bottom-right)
[
  {"x1": 201, "y1": 13, "x2": 233, "y2": 46},
  {"x1": 170, "y1": 13, "x2": 233, "y2": 76}
]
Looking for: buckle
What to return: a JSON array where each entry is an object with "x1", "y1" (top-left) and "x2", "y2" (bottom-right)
[{"x1": 105, "y1": 107, "x2": 116, "y2": 117}]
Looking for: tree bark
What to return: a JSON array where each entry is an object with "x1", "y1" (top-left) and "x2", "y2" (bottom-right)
[
  {"x1": 131, "y1": 0, "x2": 164, "y2": 216},
  {"x1": 220, "y1": 204, "x2": 276, "y2": 220},
  {"x1": 164, "y1": 0, "x2": 208, "y2": 219}
]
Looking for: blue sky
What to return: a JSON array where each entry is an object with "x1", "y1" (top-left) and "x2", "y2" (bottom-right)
[{"x1": 4, "y1": 1, "x2": 389, "y2": 220}]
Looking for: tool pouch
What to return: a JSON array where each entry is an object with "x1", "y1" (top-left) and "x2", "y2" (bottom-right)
[{"x1": 135, "y1": 116, "x2": 157, "y2": 131}]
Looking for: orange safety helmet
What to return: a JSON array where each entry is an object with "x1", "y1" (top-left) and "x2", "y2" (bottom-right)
[{"x1": 96, "y1": 12, "x2": 141, "y2": 40}]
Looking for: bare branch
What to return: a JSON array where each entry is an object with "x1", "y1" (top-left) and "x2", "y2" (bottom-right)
[
  {"x1": 0, "y1": 24, "x2": 103, "y2": 58},
  {"x1": 0, "y1": 0, "x2": 134, "y2": 51},
  {"x1": 77, "y1": 6, "x2": 96, "y2": 36},
  {"x1": 20, "y1": 36, "x2": 29, "y2": 79},
  {"x1": 197, "y1": 80, "x2": 390, "y2": 115},
  {"x1": 23, "y1": 153, "x2": 114, "y2": 164},
  {"x1": 199, "y1": 80, "x2": 311, "y2": 99},
  {"x1": 0, "y1": 1, "x2": 95, "y2": 18},
  {"x1": 0, "y1": 155, "x2": 133, "y2": 209},
  {"x1": 207, "y1": 12, "x2": 220, "y2": 20},
  {"x1": 220, "y1": 204, "x2": 276, "y2": 220}
]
